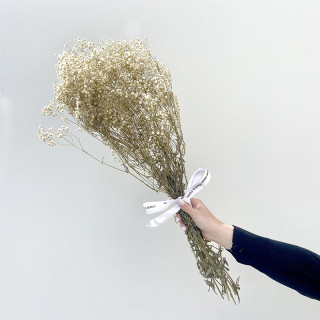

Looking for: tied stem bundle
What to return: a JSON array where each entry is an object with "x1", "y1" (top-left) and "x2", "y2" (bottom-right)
[{"x1": 38, "y1": 37, "x2": 240, "y2": 303}]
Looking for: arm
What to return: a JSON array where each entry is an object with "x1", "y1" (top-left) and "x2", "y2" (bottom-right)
[
  {"x1": 226, "y1": 225, "x2": 320, "y2": 301},
  {"x1": 175, "y1": 198, "x2": 320, "y2": 301}
]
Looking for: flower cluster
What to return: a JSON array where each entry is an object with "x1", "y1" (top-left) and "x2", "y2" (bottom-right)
[
  {"x1": 38, "y1": 125, "x2": 56, "y2": 147},
  {"x1": 37, "y1": 125, "x2": 69, "y2": 147}
]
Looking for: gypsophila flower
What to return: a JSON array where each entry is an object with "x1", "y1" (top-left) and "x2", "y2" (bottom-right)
[
  {"x1": 42, "y1": 105, "x2": 54, "y2": 116},
  {"x1": 38, "y1": 125, "x2": 57, "y2": 147}
]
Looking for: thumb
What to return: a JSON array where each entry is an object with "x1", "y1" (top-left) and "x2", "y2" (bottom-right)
[{"x1": 177, "y1": 198, "x2": 196, "y2": 217}]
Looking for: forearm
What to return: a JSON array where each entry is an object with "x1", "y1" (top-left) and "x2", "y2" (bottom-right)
[{"x1": 225, "y1": 225, "x2": 320, "y2": 301}]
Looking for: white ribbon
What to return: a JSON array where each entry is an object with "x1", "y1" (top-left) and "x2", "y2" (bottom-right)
[{"x1": 143, "y1": 167, "x2": 211, "y2": 228}]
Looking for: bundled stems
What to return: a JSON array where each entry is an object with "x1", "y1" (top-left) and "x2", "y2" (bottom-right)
[
  {"x1": 180, "y1": 210, "x2": 240, "y2": 303},
  {"x1": 166, "y1": 178, "x2": 240, "y2": 304}
]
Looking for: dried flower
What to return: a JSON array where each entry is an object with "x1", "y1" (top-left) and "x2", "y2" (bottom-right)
[{"x1": 38, "y1": 37, "x2": 240, "y2": 303}]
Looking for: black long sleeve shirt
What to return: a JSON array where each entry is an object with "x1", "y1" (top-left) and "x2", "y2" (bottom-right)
[{"x1": 226, "y1": 225, "x2": 320, "y2": 301}]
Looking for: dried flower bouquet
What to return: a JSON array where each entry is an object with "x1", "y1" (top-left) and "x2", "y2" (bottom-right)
[{"x1": 38, "y1": 37, "x2": 240, "y2": 303}]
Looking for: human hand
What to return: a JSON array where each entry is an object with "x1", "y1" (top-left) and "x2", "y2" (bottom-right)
[{"x1": 173, "y1": 198, "x2": 234, "y2": 250}]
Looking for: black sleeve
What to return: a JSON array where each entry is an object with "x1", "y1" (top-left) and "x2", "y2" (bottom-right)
[{"x1": 226, "y1": 225, "x2": 320, "y2": 301}]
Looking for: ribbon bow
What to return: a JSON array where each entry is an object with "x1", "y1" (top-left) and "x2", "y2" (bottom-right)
[{"x1": 143, "y1": 167, "x2": 211, "y2": 228}]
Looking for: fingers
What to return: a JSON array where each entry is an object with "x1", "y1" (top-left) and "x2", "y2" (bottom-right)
[
  {"x1": 177, "y1": 198, "x2": 199, "y2": 218},
  {"x1": 190, "y1": 198, "x2": 203, "y2": 209},
  {"x1": 174, "y1": 213, "x2": 187, "y2": 232},
  {"x1": 169, "y1": 198, "x2": 187, "y2": 232},
  {"x1": 170, "y1": 197, "x2": 202, "y2": 233}
]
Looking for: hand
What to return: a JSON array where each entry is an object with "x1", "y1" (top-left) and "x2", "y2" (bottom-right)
[{"x1": 173, "y1": 198, "x2": 234, "y2": 250}]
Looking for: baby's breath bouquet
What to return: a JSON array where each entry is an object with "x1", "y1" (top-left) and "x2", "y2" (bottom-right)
[{"x1": 38, "y1": 37, "x2": 240, "y2": 303}]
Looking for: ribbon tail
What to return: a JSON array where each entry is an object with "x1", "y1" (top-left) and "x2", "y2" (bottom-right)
[
  {"x1": 146, "y1": 204, "x2": 180, "y2": 228},
  {"x1": 143, "y1": 201, "x2": 172, "y2": 214}
]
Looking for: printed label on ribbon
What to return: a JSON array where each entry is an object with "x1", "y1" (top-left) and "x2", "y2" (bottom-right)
[{"x1": 143, "y1": 167, "x2": 211, "y2": 228}]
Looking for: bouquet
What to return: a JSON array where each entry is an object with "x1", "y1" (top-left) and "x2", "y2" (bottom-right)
[{"x1": 38, "y1": 37, "x2": 240, "y2": 303}]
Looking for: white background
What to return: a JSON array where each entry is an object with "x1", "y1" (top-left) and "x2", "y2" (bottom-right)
[{"x1": 0, "y1": 0, "x2": 319, "y2": 319}]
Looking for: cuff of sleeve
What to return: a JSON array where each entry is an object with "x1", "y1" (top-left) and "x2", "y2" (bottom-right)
[
  {"x1": 225, "y1": 225, "x2": 266, "y2": 264},
  {"x1": 226, "y1": 225, "x2": 243, "y2": 255}
]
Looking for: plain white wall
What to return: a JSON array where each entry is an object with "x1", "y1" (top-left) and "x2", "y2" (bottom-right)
[{"x1": 0, "y1": 0, "x2": 319, "y2": 319}]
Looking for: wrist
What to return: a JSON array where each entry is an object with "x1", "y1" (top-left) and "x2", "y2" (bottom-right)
[{"x1": 211, "y1": 223, "x2": 234, "y2": 250}]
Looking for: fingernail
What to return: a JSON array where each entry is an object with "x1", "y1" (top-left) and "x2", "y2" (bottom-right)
[
  {"x1": 175, "y1": 217, "x2": 179, "y2": 222},
  {"x1": 177, "y1": 199, "x2": 185, "y2": 206},
  {"x1": 181, "y1": 226, "x2": 186, "y2": 232}
]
